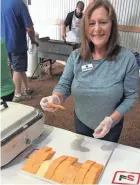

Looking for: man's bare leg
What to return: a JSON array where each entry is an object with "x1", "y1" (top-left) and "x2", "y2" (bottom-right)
[
  {"x1": 21, "y1": 72, "x2": 34, "y2": 95},
  {"x1": 21, "y1": 72, "x2": 29, "y2": 90},
  {"x1": 13, "y1": 71, "x2": 22, "y2": 95},
  {"x1": 12, "y1": 71, "x2": 32, "y2": 102}
]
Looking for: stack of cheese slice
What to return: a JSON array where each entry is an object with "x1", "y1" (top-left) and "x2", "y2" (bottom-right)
[
  {"x1": 22, "y1": 147, "x2": 56, "y2": 174},
  {"x1": 22, "y1": 147, "x2": 104, "y2": 184}
]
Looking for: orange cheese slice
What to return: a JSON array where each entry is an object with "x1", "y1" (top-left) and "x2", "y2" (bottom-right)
[
  {"x1": 22, "y1": 150, "x2": 55, "y2": 174},
  {"x1": 73, "y1": 160, "x2": 95, "y2": 184},
  {"x1": 83, "y1": 163, "x2": 104, "y2": 184},
  {"x1": 35, "y1": 150, "x2": 55, "y2": 162},
  {"x1": 48, "y1": 103, "x2": 65, "y2": 110},
  {"x1": 63, "y1": 162, "x2": 82, "y2": 184},
  {"x1": 29, "y1": 147, "x2": 52, "y2": 160},
  {"x1": 44, "y1": 155, "x2": 68, "y2": 180},
  {"x1": 22, "y1": 159, "x2": 42, "y2": 174},
  {"x1": 51, "y1": 156, "x2": 78, "y2": 183}
]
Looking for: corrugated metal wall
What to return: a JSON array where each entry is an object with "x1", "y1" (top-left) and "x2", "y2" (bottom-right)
[
  {"x1": 119, "y1": 32, "x2": 140, "y2": 52},
  {"x1": 109, "y1": 0, "x2": 140, "y2": 52},
  {"x1": 29, "y1": 0, "x2": 140, "y2": 52},
  {"x1": 109, "y1": 0, "x2": 140, "y2": 26}
]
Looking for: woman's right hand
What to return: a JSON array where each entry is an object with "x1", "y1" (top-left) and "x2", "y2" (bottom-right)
[{"x1": 40, "y1": 95, "x2": 61, "y2": 112}]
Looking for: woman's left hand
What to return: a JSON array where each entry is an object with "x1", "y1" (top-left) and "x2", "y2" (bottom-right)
[{"x1": 93, "y1": 117, "x2": 113, "y2": 138}]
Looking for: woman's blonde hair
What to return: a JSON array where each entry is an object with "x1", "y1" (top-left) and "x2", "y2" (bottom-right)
[{"x1": 80, "y1": 0, "x2": 120, "y2": 60}]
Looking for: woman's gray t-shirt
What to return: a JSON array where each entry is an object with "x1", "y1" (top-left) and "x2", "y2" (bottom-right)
[{"x1": 53, "y1": 47, "x2": 139, "y2": 130}]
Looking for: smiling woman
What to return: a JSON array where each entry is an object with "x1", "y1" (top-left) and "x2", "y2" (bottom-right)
[
  {"x1": 81, "y1": 0, "x2": 120, "y2": 60},
  {"x1": 89, "y1": 7, "x2": 112, "y2": 48},
  {"x1": 40, "y1": 0, "x2": 139, "y2": 143}
]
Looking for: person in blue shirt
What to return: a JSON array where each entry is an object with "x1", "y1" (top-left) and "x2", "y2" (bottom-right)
[
  {"x1": 40, "y1": 0, "x2": 139, "y2": 143},
  {"x1": 1, "y1": 0, "x2": 38, "y2": 102}
]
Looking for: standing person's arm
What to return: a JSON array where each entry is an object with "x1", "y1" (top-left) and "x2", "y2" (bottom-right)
[
  {"x1": 20, "y1": 1, "x2": 38, "y2": 45},
  {"x1": 26, "y1": 26, "x2": 38, "y2": 46},
  {"x1": 61, "y1": 23, "x2": 67, "y2": 41},
  {"x1": 61, "y1": 12, "x2": 73, "y2": 40}
]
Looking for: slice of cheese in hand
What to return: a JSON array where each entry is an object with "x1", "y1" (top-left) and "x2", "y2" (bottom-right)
[{"x1": 36, "y1": 160, "x2": 53, "y2": 177}]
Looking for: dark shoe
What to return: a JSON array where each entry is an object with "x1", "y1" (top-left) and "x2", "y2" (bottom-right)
[
  {"x1": 23, "y1": 88, "x2": 34, "y2": 95},
  {"x1": 13, "y1": 95, "x2": 32, "y2": 102}
]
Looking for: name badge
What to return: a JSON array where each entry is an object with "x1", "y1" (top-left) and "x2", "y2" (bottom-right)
[{"x1": 81, "y1": 64, "x2": 93, "y2": 72}]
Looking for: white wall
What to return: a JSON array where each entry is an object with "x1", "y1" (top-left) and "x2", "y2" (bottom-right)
[{"x1": 28, "y1": 0, "x2": 140, "y2": 52}]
